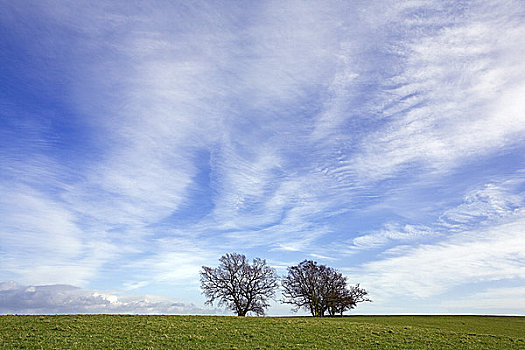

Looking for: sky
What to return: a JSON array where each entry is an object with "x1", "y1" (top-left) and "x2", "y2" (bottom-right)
[{"x1": 1, "y1": 0, "x2": 525, "y2": 316}]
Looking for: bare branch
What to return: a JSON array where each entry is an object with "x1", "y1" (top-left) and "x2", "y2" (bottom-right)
[
  {"x1": 200, "y1": 253, "x2": 278, "y2": 316},
  {"x1": 282, "y1": 260, "x2": 371, "y2": 317}
]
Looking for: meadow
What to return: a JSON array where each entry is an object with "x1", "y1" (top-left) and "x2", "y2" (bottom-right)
[{"x1": 1, "y1": 315, "x2": 524, "y2": 349}]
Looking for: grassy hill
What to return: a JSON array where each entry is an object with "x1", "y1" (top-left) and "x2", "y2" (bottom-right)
[{"x1": 1, "y1": 315, "x2": 524, "y2": 349}]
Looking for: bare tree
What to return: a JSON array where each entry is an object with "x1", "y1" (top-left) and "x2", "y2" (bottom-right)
[
  {"x1": 327, "y1": 284, "x2": 371, "y2": 316},
  {"x1": 282, "y1": 260, "x2": 371, "y2": 317},
  {"x1": 200, "y1": 253, "x2": 278, "y2": 316},
  {"x1": 281, "y1": 260, "x2": 331, "y2": 317}
]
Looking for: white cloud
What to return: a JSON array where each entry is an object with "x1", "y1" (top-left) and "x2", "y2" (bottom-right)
[
  {"x1": 1, "y1": 0, "x2": 236, "y2": 286},
  {"x1": 0, "y1": 281, "x2": 218, "y2": 315},
  {"x1": 130, "y1": 248, "x2": 212, "y2": 286},
  {"x1": 442, "y1": 286, "x2": 525, "y2": 314},
  {"x1": 2, "y1": 0, "x2": 355, "y2": 289},
  {"x1": 336, "y1": 177, "x2": 525, "y2": 313},
  {"x1": 334, "y1": 1, "x2": 525, "y2": 182},
  {"x1": 439, "y1": 179, "x2": 524, "y2": 230},
  {"x1": 350, "y1": 224, "x2": 434, "y2": 250},
  {"x1": 0, "y1": 183, "x2": 118, "y2": 286},
  {"x1": 0, "y1": 184, "x2": 82, "y2": 258},
  {"x1": 358, "y1": 211, "x2": 525, "y2": 299},
  {"x1": 2, "y1": 0, "x2": 525, "y2": 315},
  {"x1": 309, "y1": 253, "x2": 337, "y2": 261}
]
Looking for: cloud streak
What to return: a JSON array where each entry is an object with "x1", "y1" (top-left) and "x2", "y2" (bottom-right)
[{"x1": 352, "y1": 178, "x2": 525, "y2": 308}]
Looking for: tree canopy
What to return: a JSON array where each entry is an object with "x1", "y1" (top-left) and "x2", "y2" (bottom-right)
[
  {"x1": 200, "y1": 253, "x2": 278, "y2": 316},
  {"x1": 282, "y1": 260, "x2": 371, "y2": 317}
]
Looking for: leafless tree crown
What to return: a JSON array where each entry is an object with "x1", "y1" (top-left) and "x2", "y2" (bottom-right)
[
  {"x1": 200, "y1": 253, "x2": 278, "y2": 316},
  {"x1": 282, "y1": 260, "x2": 371, "y2": 317}
]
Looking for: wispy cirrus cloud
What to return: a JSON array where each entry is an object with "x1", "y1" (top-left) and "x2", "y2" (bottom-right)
[
  {"x1": 332, "y1": 1, "x2": 525, "y2": 183},
  {"x1": 349, "y1": 224, "x2": 434, "y2": 251},
  {"x1": 1, "y1": 0, "x2": 525, "y2": 315},
  {"x1": 345, "y1": 174, "x2": 525, "y2": 253},
  {"x1": 439, "y1": 179, "x2": 525, "y2": 231},
  {"x1": 351, "y1": 177, "x2": 525, "y2": 305},
  {"x1": 359, "y1": 214, "x2": 525, "y2": 298}
]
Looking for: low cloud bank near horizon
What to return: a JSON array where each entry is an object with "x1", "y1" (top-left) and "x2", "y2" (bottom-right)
[{"x1": 0, "y1": 281, "x2": 219, "y2": 315}]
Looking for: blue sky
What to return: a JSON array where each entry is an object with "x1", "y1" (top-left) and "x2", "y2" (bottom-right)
[{"x1": 1, "y1": 0, "x2": 525, "y2": 315}]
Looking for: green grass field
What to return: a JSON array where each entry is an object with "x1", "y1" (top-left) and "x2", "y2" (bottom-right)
[{"x1": 1, "y1": 315, "x2": 524, "y2": 349}]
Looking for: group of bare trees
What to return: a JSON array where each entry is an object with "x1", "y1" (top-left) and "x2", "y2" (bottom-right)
[{"x1": 200, "y1": 253, "x2": 370, "y2": 317}]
